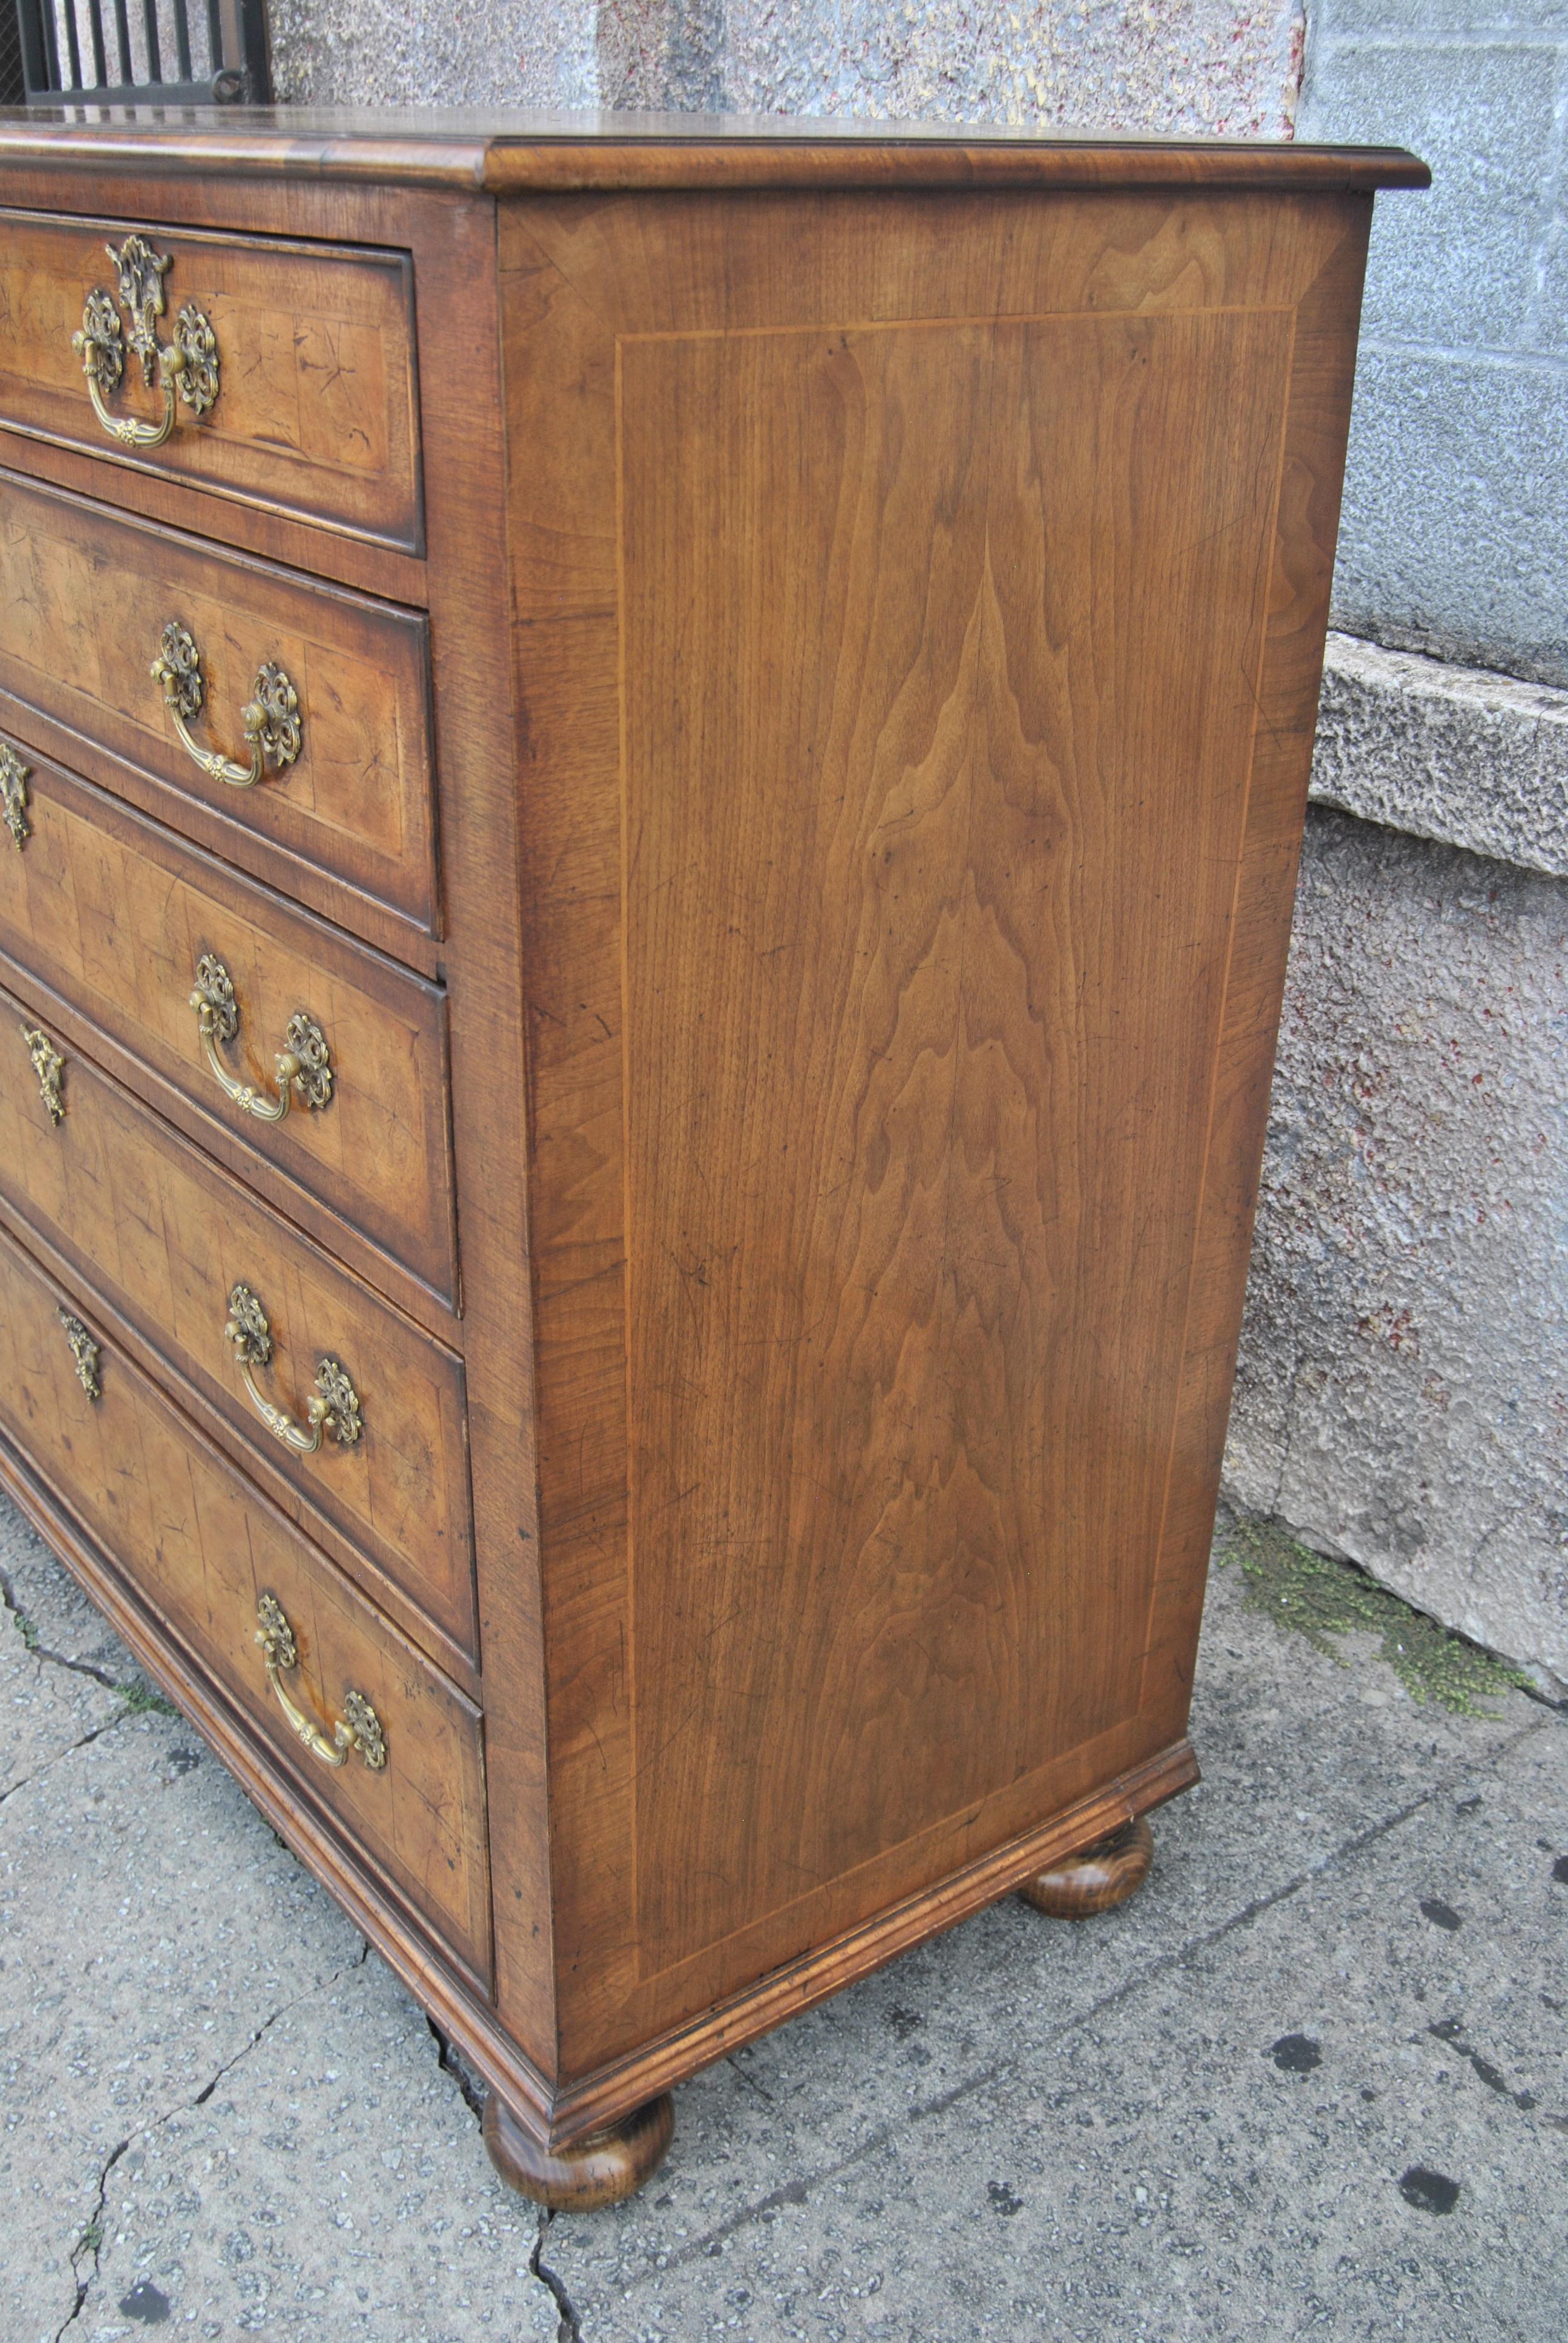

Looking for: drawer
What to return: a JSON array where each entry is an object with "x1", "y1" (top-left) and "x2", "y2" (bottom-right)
[
  {"x1": 0, "y1": 742, "x2": 454, "y2": 1300},
  {"x1": 0, "y1": 1217, "x2": 489, "y2": 1981},
  {"x1": 0, "y1": 470, "x2": 437, "y2": 944},
  {"x1": 0, "y1": 978, "x2": 475, "y2": 1670},
  {"x1": 0, "y1": 211, "x2": 422, "y2": 554}
]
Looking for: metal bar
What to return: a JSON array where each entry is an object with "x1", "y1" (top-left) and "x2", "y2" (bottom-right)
[
  {"x1": 85, "y1": 0, "x2": 108, "y2": 87},
  {"x1": 235, "y1": 0, "x2": 270, "y2": 102},
  {"x1": 16, "y1": 0, "x2": 270, "y2": 99},
  {"x1": 62, "y1": 0, "x2": 84, "y2": 89},
  {"x1": 17, "y1": 0, "x2": 66, "y2": 96}
]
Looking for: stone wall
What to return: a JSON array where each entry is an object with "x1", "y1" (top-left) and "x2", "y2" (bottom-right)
[
  {"x1": 1301, "y1": 0, "x2": 1568, "y2": 689},
  {"x1": 1225, "y1": 5, "x2": 1567, "y2": 1692},
  {"x1": 267, "y1": 2, "x2": 1306, "y2": 133},
  {"x1": 266, "y1": 2, "x2": 1567, "y2": 1686}
]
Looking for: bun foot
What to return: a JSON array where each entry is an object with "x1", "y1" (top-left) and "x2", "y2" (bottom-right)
[
  {"x1": 1019, "y1": 1813, "x2": 1154, "y2": 1919},
  {"x1": 483, "y1": 2089, "x2": 675, "y2": 2211}
]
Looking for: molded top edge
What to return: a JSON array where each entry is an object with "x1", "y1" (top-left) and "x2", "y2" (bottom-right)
[{"x1": 0, "y1": 105, "x2": 1431, "y2": 195}]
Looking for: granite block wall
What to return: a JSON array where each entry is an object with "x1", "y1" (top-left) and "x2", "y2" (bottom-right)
[{"x1": 1226, "y1": 7, "x2": 1567, "y2": 1689}]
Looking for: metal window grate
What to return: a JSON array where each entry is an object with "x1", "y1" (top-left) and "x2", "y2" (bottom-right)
[{"x1": 10, "y1": 0, "x2": 272, "y2": 105}]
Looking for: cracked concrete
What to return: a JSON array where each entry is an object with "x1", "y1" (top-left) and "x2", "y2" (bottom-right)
[{"x1": 3, "y1": 1487, "x2": 1566, "y2": 2339}]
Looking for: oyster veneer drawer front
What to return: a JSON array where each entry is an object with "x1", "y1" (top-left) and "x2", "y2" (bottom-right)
[
  {"x1": 0, "y1": 745, "x2": 454, "y2": 1300},
  {"x1": 0, "y1": 212, "x2": 422, "y2": 554},
  {"x1": 0, "y1": 982, "x2": 475, "y2": 1671},
  {"x1": 0, "y1": 1218, "x2": 490, "y2": 1982},
  {"x1": 0, "y1": 471, "x2": 437, "y2": 945}
]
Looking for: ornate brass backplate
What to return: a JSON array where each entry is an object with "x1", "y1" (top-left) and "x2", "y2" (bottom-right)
[
  {"x1": 253, "y1": 1592, "x2": 386, "y2": 1772},
  {"x1": 224, "y1": 1282, "x2": 364, "y2": 1455},
  {"x1": 153, "y1": 622, "x2": 302, "y2": 790},
  {"x1": 73, "y1": 235, "x2": 220, "y2": 450},
  {"x1": 189, "y1": 952, "x2": 332, "y2": 1122}
]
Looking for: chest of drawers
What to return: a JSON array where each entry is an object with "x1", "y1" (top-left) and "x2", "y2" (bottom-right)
[{"x1": 0, "y1": 109, "x2": 1425, "y2": 2208}]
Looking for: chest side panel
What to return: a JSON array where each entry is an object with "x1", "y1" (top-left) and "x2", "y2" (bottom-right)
[
  {"x1": 500, "y1": 186, "x2": 1367, "y2": 2071},
  {"x1": 621, "y1": 303, "x2": 1290, "y2": 1965}
]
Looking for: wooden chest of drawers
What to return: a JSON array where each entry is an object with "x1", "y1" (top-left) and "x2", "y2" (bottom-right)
[{"x1": 0, "y1": 109, "x2": 1425, "y2": 2207}]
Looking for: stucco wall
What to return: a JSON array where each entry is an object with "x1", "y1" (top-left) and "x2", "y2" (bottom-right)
[
  {"x1": 1227, "y1": 804, "x2": 1568, "y2": 1687},
  {"x1": 1223, "y1": 8, "x2": 1568, "y2": 1690},
  {"x1": 268, "y1": 1, "x2": 1305, "y2": 133}
]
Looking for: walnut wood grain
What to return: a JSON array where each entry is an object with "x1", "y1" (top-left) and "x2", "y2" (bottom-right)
[
  {"x1": 0, "y1": 110, "x2": 1428, "y2": 196},
  {"x1": 498, "y1": 185, "x2": 1366, "y2": 2081},
  {"x1": 0, "y1": 977, "x2": 474, "y2": 1667},
  {"x1": 0, "y1": 470, "x2": 439, "y2": 943},
  {"x1": 1018, "y1": 1814, "x2": 1156, "y2": 1917},
  {"x1": 0, "y1": 209, "x2": 422, "y2": 551},
  {"x1": 0, "y1": 1214, "x2": 490, "y2": 1978},
  {"x1": 0, "y1": 744, "x2": 454, "y2": 1299},
  {"x1": 0, "y1": 114, "x2": 1412, "y2": 2168}
]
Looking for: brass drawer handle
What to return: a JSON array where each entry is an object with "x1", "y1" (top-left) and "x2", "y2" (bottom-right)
[
  {"x1": 58, "y1": 1309, "x2": 102, "y2": 1401},
  {"x1": 21, "y1": 1022, "x2": 65, "y2": 1125},
  {"x1": 73, "y1": 235, "x2": 219, "y2": 451},
  {"x1": 190, "y1": 954, "x2": 332, "y2": 1125},
  {"x1": 224, "y1": 1281, "x2": 363, "y2": 1457},
  {"x1": 1, "y1": 741, "x2": 29, "y2": 849},
  {"x1": 153, "y1": 621, "x2": 301, "y2": 791},
  {"x1": 254, "y1": 1593, "x2": 385, "y2": 1772}
]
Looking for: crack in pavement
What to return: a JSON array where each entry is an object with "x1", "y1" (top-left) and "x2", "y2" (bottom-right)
[
  {"x1": 622, "y1": 1712, "x2": 1553, "y2": 2290},
  {"x1": 422, "y1": 2018, "x2": 593, "y2": 2338},
  {"x1": 53, "y1": 2132, "x2": 129, "y2": 2343},
  {"x1": 531, "y1": 2211, "x2": 584, "y2": 2343},
  {"x1": 1, "y1": 1710, "x2": 131, "y2": 1808},
  {"x1": 0, "y1": 1561, "x2": 121, "y2": 1691},
  {"x1": 426, "y1": 2014, "x2": 486, "y2": 2122},
  {"x1": 54, "y1": 1942, "x2": 372, "y2": 2336}
]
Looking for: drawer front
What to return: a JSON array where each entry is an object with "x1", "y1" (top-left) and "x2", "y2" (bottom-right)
[
  {"x1": 0, "y1": 1219, "x2": 489, "y2": 1979},
  {"x1": 0, "y1": 211, "x2": 422, "y2": 552},
  {"x1": 0, "y1": 744, "x2": 454, "y2": 1299},
  {"x1": 0, "y1": 981, "x2": 475, "y2": 1666},
  {"x1": 0, "y1": 470, "x2": 437, "y2": 940}
]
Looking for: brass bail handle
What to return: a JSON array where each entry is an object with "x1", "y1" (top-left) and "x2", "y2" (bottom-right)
[
  {"x1": 224, "y1": 1282, "x2": 364, "y2": 1458},
  {"x1": 73, "y1": 234, "x2": 220, "y2": 450},
  {"x1": 253, "y1": 1594, "x2": 385, "y2": 1772},
  {"x1": 152, "y1": 620, "x2": 301, "y2": 791},
  {"x1": 189, "y1": 953, "x2": 332, "y2": 1126}
]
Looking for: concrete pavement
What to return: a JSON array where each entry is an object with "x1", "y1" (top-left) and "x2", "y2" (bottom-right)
[{"x1": 2, "y1": 1492, "x2": 1564, "y2": 2342}]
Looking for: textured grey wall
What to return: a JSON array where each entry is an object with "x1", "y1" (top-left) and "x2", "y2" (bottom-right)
[
  {"x1": 1300, "y1": 1, "x2": 1568, "y2": 687},
  {"x1": 598, "y1": 1, "x2": 1306, "y2": 129},
  {"x1": 1226, "y1": 804, "x2": 1568, "y2": 1687},
  {"x1": 270, "y1": 2, "x2": 1307, "y2": 134}
]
